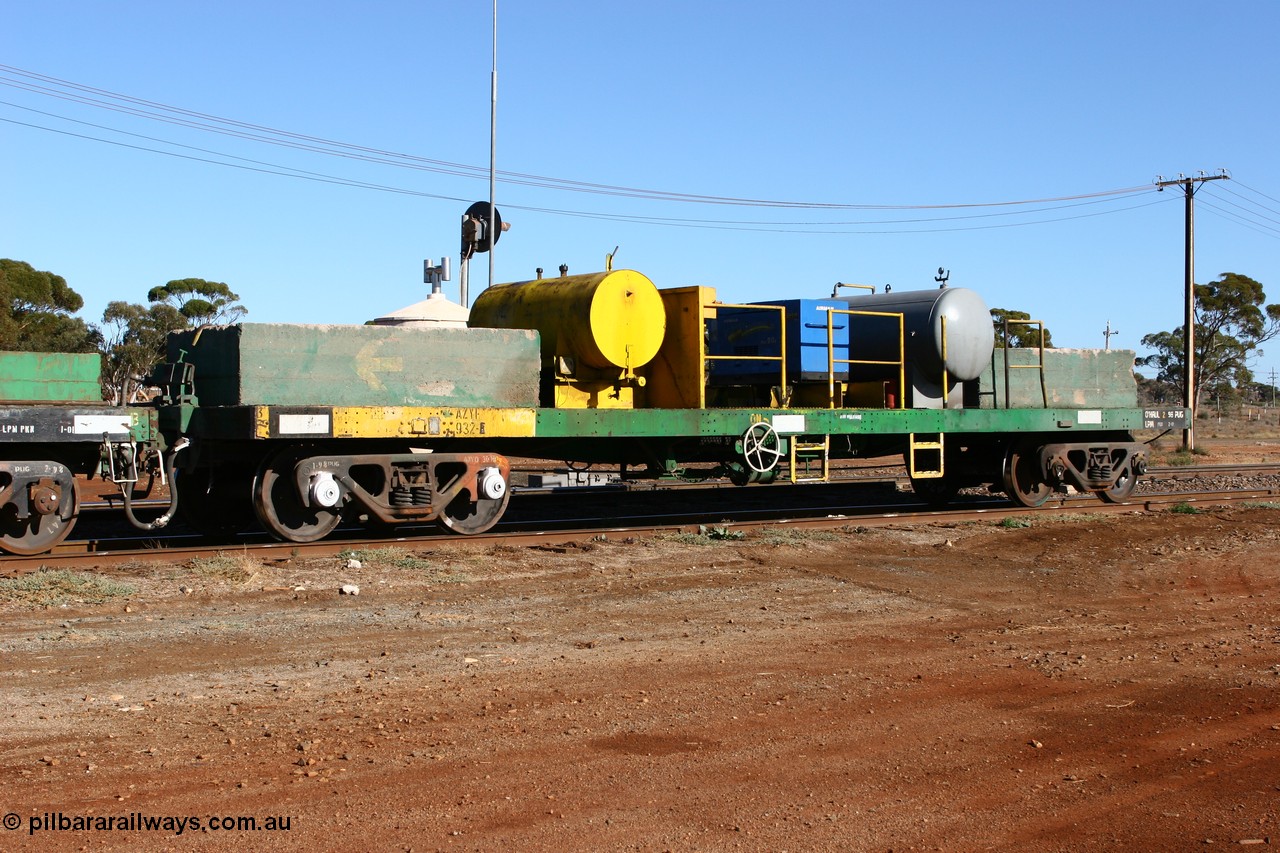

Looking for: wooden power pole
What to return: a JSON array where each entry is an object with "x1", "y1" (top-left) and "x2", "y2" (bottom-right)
[{"x1": 1154, "y1": 170, "x2": 1230, "y2": 451}]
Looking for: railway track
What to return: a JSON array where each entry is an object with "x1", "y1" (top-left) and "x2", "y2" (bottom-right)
[
  {"x1": 1146, "y1": 461, "x2": 1280, "y2": 478},
  {"x1": 2, "y1": 463, "x2": 1276, "y2": 575}
]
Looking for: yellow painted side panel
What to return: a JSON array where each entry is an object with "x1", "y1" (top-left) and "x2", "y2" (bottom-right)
[
  {"x1": 332, "y1": 407, "x2": 537, "y2": 439},
  {"x1": 253, "y1": 406, "x2": 537, "y2": 439},
  {"x1": 645, "y1": 286, "x2": 716, "y2": 409},
  {"x1": 552, "y1": 383, "x2": 635, "y2": 409}
]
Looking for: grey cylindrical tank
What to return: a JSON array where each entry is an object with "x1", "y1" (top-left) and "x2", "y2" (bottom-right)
[{"x1": 837, "y1": 287, "x2": 994, "y2": 381}]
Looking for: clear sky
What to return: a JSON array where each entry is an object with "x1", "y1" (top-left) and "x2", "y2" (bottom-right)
[{"x1": 4, "y1": 1, "x2": 1279, "y2": 386}]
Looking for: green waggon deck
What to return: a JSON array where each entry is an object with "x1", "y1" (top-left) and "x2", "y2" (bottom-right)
[
  {"x1": 533, "y1": 405, "x2": 1185, "y2": 439},
  {"x1": 166, "y1": 403, "x2": 1185, "y2": 442}
]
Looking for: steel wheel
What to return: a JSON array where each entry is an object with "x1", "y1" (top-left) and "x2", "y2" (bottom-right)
[
  {"x1": 1002, "y1": 441, "x2": 1052, "y2": 508},
  {"x1": 252, "y1": 448, "x2": 343, "y2": 543},
  {"x1": 1098, "y1": 462, "x2": 1138, "y2": 503},
  {"x1": 177, "y1": 466, "x2": 256, "y2": 538},
  {"x1": 0, "y1": 474, "x2": 79, "y2": 556},
  {"x1": 437, "y1": 468, "x2": 510, "y2": 535}
]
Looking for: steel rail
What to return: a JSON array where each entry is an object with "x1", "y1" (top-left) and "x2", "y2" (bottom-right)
[
  {"x1": 4, "y1": 485, "x2": 1275, "y2": 577},
  {"x1": 70, "y1": 461, "x2": 1280, "y2": 513}
]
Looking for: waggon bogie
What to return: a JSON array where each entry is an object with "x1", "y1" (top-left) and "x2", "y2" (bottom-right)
[
  {"x1": 995, "y1": 433, "x2": 1149, "y2": 508},
  {"x1": 1040, "y1": 438, "x2": 1147, "y2": 502},
  {"x1": 244, "y1": 445, "x2": 513, "y2": 543}
]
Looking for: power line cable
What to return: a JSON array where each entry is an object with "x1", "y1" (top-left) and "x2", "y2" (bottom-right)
[
  {"x1": 1200, "y1": 187, "x2": 1280, "y2": 230},
  {"x1": 520, "y1": 197, "x2": 1174, "y2": 234},
  {"x1": 1233, "y1": 180, "x2": 1280, "y2": 208},
  {"x1": 0, "y1": 63, "x2": 1156, "y2": 211},
  {"x1": 0, "y1": 99, "x2": 485, "y2": 189},
  {"x1": 0, "y1": 115, "x2": 474, "y2": 203},
  {"x1": 1196, "y1": 196, "x2": 1280, "y2": 240},
  {"x1": 0, "y1": 110, "x2": 1170, "y2": 235},
  {"x1": 1, "y1": 92, "x2": 1154, "y2": 226},
  {"x1": 1210, "y1": 182, "x2": 1280, "y2": 221}
]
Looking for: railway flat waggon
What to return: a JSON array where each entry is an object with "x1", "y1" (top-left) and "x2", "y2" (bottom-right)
[{"x1": 142, "y1": 266, "x2": 1186, "y2": 548}]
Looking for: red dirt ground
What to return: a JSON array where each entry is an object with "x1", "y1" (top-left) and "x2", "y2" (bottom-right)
[{"x1": 1, "y1": 433, "x2": 1278, "y2": 851}]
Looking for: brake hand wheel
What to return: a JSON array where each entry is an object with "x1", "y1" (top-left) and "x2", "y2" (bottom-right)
[{"x1": 742, "y1": 422, "x2": 783, "y2": 474}]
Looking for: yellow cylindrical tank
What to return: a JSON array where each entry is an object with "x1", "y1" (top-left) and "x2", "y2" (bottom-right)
[{"x1": 468, "y1": 269, "x2": 666, "y2": 371}]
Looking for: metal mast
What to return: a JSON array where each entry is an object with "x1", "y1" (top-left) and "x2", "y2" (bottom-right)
[
  {"x1": 1102, "y1": 320, "x2": 1118, "y2": 351},
  {"x1": 488, "y1": 0, "x2": 497, "y2": 292}
]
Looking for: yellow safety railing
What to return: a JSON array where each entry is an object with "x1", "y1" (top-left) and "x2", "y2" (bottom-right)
[
  {"x1": 1001, "y1": 319, "x2": 1049, "y2": 408},
  {"x1": 917, "y1": 315, "x2": 948, "y2": 476},
  {"x1": 940, "y1": 315, "x2": 950, "y2": 407},
  {"x1": 704, "y1": 302, "x2": 788, "y2": 407},
  {"x1": 823, "y1": 308, "x2": 906, "y2": 409}
]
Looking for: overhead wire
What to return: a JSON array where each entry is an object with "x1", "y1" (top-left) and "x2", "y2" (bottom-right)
[
  {"x1": 1, "y1": 108, "x2": 1171, "y2": 235},
  {"x1": 1197, "y1": 193, "x2": 1280, "y2": 241},
  {"x1": 1198, "y1": 182, "x2": 1280, "y2": 239},
  {"x1": 0, "y1": 105, "x2": 1170, "y2": 236},
  {"x1": 1232, "y1": 180, "x2": 1280, "y2": 209},
  {"x1": 4, "y1": 62, "x2": 1274, "y2": 242},
  {"x1": 0, "y1": 63, "x2": 1156, "y2": 213},
  {"x1": 0, "y1": 114, "x2": 475, "y2": 204},
  {"x1": 517, "y1": 197, "x2": 1173, "y2": 234},
  {"x1": 1209, "y1": 183, "x2": 1280, "y2": 225}
]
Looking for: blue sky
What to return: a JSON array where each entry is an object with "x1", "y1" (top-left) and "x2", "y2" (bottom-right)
[{"x1": 4, "y1": 1, "x2": 1279, "y2": 384}]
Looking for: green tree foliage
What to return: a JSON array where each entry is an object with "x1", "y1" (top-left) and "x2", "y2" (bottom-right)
[
  {"x1": 1246, "y1": 378, "x2": 1279, "y2": 406},
  {"x1": 146, "y1": 278, "x2": 247, "y2": 325},
  {"x1": 1138, "y1": 272, "x2": 1280, "y2": 410},
  {"x1": 99, "y1": 302, "x2": 186, "y2": 405},
  {"x1": 99, "y1": 278, "x2": 248, "y2": 404},
  {"x1": 0, "y1": 259, "x2": 100, "y2": 353},
  {"x1": 990, "y1": 308, "x2": 1053, "y2": 348},
  {"x1": 1136, "y1": 373, "x2": 1179, "y2": 406}
]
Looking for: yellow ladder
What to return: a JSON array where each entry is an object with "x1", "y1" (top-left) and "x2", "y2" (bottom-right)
[
  {"x1": 908, "y1": 433, "x2": 945, "y2": 479},
  {"x1": 790, "y1": 435, "x2": 830, "y2": 483}
]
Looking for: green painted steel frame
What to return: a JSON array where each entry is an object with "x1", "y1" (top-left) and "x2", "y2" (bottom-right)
[
  {"x1": 163, "y1": 403, "x2": 1184, "y2": 444},
  {"x1": 535, "y1": 406, "x2": 1167, "y2": 439}
]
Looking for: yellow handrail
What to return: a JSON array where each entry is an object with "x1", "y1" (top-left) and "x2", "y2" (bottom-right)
[
  {"x1": 940, "y1": 315, "x2": 949, "y2": 407},
  {"x1": 704, "y1": 302, "x2": 788, "y2": 407},
  {"x1": 824, "y1": 308, "x2": 906, "y2": 409},
  {"x1": 1001, "y1": 319, "x2": 1048, "y2": 408}
]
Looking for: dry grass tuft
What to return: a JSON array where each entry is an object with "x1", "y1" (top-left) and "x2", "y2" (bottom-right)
[
  {"x1": 0, "y1": 569, "x2": 136, "y2": 607},
  {"x1": 189, "y1": 553, "x2": 272, "y2": 586}
]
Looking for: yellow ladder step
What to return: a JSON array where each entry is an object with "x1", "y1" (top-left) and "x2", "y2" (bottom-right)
[
  {"x1": 909, "y1": 432, "x2": 945, "y2": 479},
  {"x1": 790, "y1": 435, "x2": 830, "y2": 484}
]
